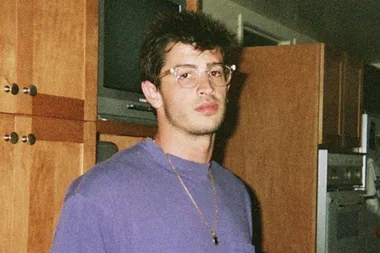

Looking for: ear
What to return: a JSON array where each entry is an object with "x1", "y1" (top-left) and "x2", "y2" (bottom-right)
[{"x1": 141, "y1": 81, "x2": 162, "y2": 109}]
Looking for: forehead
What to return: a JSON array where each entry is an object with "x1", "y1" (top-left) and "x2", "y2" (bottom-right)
[{"x1": 163, "y1": 43, "x2": 223, "y2": 67}]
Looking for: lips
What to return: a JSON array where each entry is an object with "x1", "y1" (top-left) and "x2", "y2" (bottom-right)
[{"x1": 195, "y1": 102, "x2": 219, "y2": 114}]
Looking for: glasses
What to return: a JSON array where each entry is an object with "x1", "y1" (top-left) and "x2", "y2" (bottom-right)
[{"x1": 158, "y1": 63, "x2": 236, "y2": 88}]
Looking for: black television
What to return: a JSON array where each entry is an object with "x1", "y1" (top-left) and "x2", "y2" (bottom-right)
[{"x1": 98, "y1": 0, "x2": 185, "y2": 125}]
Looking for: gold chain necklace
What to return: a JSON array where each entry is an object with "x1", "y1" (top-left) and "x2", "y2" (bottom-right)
[{"x1": 166, "y1": 154, "x2": 219, "y2": 245}]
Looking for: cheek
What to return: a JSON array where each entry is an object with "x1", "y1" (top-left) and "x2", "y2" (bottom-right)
[
  {"x1": 161, "y1": 87, "x2": 192, "y2": 110},
  {"x1": 172, "y1": 92, "x2": 195, "y2": 111}
]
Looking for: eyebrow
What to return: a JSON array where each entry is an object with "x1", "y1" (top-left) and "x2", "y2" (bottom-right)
[{"x1": 172, "y1": 62, "x2": 224, "y2": 69}]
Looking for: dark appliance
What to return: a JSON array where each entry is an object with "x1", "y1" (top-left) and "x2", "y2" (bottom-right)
[{"x1": 98, "y1": 0, "x2": 185, "y2": 125}]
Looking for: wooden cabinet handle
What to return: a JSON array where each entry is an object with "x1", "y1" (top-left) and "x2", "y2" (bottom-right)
[
  {"x1": 21, "y1": 134, "x2": 37, "y2": 145},
  {"x1": 4, "y1": 83, "x2": 19, "y2": 95},
  {"x1": 3, "y1": 132, "x2": 19, "y2": 144},
  {"x1": 23, "y1": 84, "x2": 37, "y2": 96}
]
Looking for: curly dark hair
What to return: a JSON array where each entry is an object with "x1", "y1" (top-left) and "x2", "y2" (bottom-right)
[{"x1": 138, "y1": 11, "x2": 240, "y2": 85}]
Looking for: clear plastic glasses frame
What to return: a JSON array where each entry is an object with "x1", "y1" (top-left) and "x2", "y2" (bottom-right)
[{"x1": 158, "y1": 63, "x2": 236, "y2": 88}]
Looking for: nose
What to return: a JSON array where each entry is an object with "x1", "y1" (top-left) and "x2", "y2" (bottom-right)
[{"x1": 197, "y1": 72, "x2": 214, "y2": 96}]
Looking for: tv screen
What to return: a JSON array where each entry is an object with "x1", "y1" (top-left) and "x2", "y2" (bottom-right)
[{"x1": 98, "y1": 0, "x2": 184, "y2": 125}]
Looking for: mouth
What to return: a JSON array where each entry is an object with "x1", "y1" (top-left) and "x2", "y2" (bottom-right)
[{"x1": 195, "y1": 102, "x2": 219, "y2": 114}]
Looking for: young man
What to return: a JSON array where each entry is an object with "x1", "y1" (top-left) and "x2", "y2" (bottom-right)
[{"x1": 51, "y1": 11, "x2": 255, "y2": 253}]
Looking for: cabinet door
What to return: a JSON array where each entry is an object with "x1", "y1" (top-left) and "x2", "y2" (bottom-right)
[
  {"x1": 0, "y1": 114, "x2": 16, "y2": 253},
  {"x1": 342, "y1": 53, "x2": 363, "y2": 148},
  {"x1": 321, "y1": 47, "x2": 363, "y2": 149},
  {"x1": 322, "y1": 46, "x2": 344, "y2": 147},
  {"x1": 0, "y1": 1, "x2": 21, "y2": 114},
  {"x1": 0, "y1": 113, "x2": 96, "y2": 253},
  {"x1": 221, "y1": 45, "x2": 321, "y2": 253},
  {"x1": 0, "y1": 0, "x2": 98, "y2": 120}
]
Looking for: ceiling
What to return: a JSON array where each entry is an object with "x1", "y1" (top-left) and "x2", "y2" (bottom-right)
[{"x1": 230, "y1": 0, "x2": 380, "y2": 64}]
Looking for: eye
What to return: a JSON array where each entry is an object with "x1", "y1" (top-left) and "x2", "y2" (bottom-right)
[
  {"x1": 209, "y1": 70, "x2": 222, "y2": 77},
  {"x1": 209, "y1": 66, "x2": 225, "y2": 78},
  {"x1": 178, "y1": 72, "x2": 192, "y2": 80},
  {"x1": 176, "y1": 67, "x2": 196, "y2": 80}
]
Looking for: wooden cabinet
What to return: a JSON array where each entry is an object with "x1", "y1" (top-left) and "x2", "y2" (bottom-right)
[
  {"x1": 219, "y1": 44, "x2": 363, "y2": 253},
  {"x1": 0, "y1": 0, "x2": 97, "y2": 120},
  {"x1": 0, "y1": 114, "x2": 96, "y2": 253},
  {"x1": 0, "y1": 1, "x2": 98, "y2": 253},
  {"x1": 0, "y1": 114, "x2": 15, "y2": 253},
  {"x1": 322, "y1": 46, "x2": 363, "y2": 150}
]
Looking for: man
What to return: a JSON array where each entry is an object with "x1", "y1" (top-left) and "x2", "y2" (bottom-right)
[{"x1": 51, "y1": 11, "x2": 255, "y2": 253}]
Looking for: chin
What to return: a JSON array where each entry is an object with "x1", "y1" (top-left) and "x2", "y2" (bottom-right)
[{"x1": 189, "y1": 119, "x2": 224, "y2": 136}]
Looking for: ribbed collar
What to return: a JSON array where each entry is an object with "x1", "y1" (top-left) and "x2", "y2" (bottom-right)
[{"x1": 141, "y1": 138, "x2": 212, "y2": 179}]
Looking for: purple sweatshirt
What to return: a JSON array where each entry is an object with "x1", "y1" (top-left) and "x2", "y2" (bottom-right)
[{"x1": 51, "y1": 138, "x2": 255, "y2": 253}]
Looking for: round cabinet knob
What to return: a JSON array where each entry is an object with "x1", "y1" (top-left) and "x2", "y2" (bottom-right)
[
  {"x1": 21, "y1": 134, "x2": 36, "y2": 145},
  {"x1": 23, "y1": 84, "x2": 37, "y2": 96},
  {"x1": 3, "y1": 132, "x2": 19, "y2": 144},
  {"x1": 4, "y1": 83, "x2": 19, "y2": 95}
]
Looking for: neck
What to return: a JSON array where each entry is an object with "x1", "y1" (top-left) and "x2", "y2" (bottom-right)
[{"x1": 153, "y1": 127, "x2": 215, "y2": 164}]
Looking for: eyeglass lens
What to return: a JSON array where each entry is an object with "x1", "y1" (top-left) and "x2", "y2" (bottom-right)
[{"x1": 175, "y1": 65, "x2": 232, "y2": 88}]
